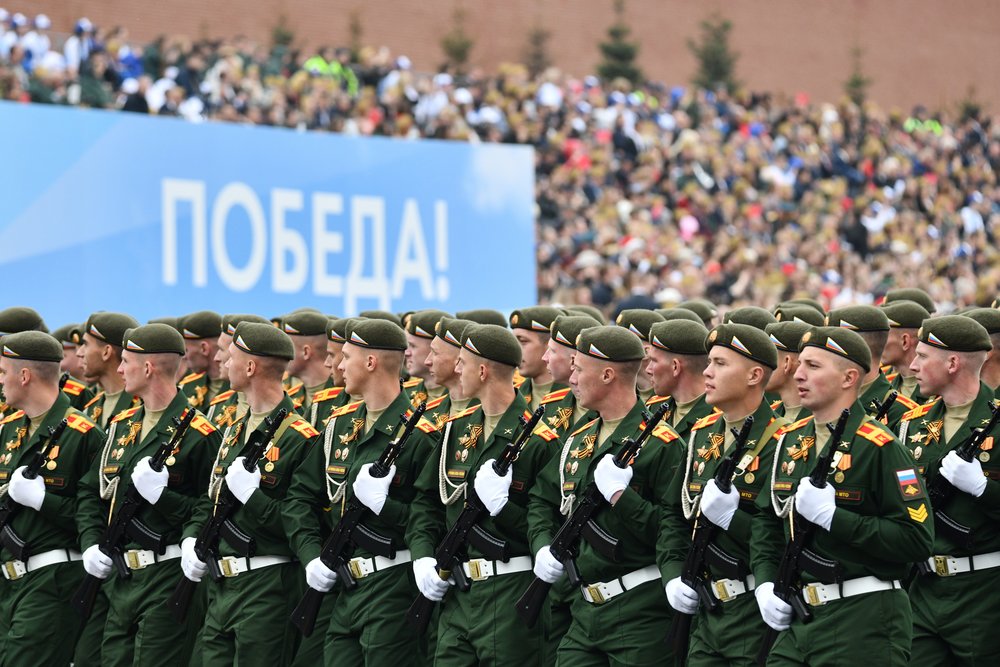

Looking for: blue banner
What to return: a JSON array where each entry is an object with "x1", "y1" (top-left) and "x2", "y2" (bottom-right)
[{"x1": 0, "y1": 102, "x2": 536, "y2": 326}]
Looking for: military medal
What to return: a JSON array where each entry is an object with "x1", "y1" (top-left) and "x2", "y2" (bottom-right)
[
  {"x1": 340, "y1": 419, "x2": 365, "y2": 446},
  {"x1": 460, "y1": 449, "x2": 469, "y2": 462},
  {"x1": 980, "y1": 452, "x2": 991, "y2": 463},
  {"x1": 744, "y1": 472, "x2": 755, "y2": 484},
  {"x1": 342, "y1": 448, "x2": 350, "y2": 461},
  {"x1": 697, "y1": 461, "x2": 706, "y2": 476},
  {"x1": 571, "y1": 461, "x2": 579, "y2": 475},
  {"x1": 165, "y1": 456, "x2": 176, "y2": 467},
  {"x1": 220, "y1": 446, "x2": 230, "y2": 459},
  {"x1": 787, "y1": 460, "x2": 796, "y2": 475},
  {"x1": 922, "y1": 419, "x2": 943, "y2": 444},
  {"x1": 264, "y1": 461, "x2": 275, "y2": 472},
  {"x1": 548, "y1": 407, "x2": 574, "y2": 431},
  {"x1": 834, "y1": 471, "x2": 845, "y2": 483},
  {"x1": 458, "y1": 424, "x2": 483, "y2": 450},
  {"x1": 913, "y1": 446, "x2": 923, "y2": 460}
]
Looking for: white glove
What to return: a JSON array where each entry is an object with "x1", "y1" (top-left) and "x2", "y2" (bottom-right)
[
  {"x1": 700, "y1": 479, "x2": 739, "y2": 530},
  {"x1": 8, "y1": 466, "x2": 45, "y2": 511},
  {"x1": 795, "y1": 478, "x2": 836, "y2": 531},
  {"x1": 473, "y1": 459, "x2": 512, "y2": 516},
  {"x1": 533, "y1": 545, "x2": 565, "y2": 584},
  {"x1": 941, "y1": 451, "x2": 988, "y2": 497},
  {"x1": 305, "y1": 557, "x2": 338, "y2": 592},
  {"x1": 413, "y1": 556, "x2": 450, "y2": 601},
  {"x1": 593, "y1": 454, "x2": 633, "y2": 503},
  {"x1": 353, "y1": 463, "x2": 395, "y2": 515},
  {"x1": 665, "y1": 577, "x2": 700, "y2": 614},
  {"x1": 132, "y1": 456, "x2": 168, "y2": 505},
  {"x1": 82, "y1": 544, "x2": 113, "y2": 579},
  {"x1": 755, "y1": 581, "x2": 793, "y2": 631},
  {"x1": 180, "y1": 536, "x2": 207, "y2": 582},
  {"x1": 226, "y1": 457, "x2": 261, "y2": 504}
]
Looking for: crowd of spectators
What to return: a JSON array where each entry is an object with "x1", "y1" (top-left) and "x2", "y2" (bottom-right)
[{"x1": 2, "y1": 10, "x2": 997, "y2": 314}]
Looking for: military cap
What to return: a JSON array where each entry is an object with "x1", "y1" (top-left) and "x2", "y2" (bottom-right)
[
  {"x1": 550, "y1": 315, "x2": 601, "y2": 349},
  {"x1": 918, "y1": 316, "x2": 991, "y2": 352},
  {"x1": 280, "y1": 311, "x2": 328, "y2": 337},
  {"x1": 52, "y1": 323, "x2": 82, "y2": 347},
  {"x1": 148, "y1": 316, "x2": 182, "y2": 333},
  {"x1": 649, "y1": 320, "x2": 709, "y2": 355},
  {"x1": 825, "y1": 305, "x2": 890, "y2": 332},
  {"x1": 765, "y1": 321, "x2": 813, "y2": 353},
  {"x1": 575, "y1": 326, "x2": 645, "y2": 363},
  {"x1": 723, "y1": 306, "x2": 777, "y2": 331},
  {"x1": 222, "y1": 314, "x2": 270, "y2": 336},
  {"x1": 461, "y1": 324, "x2": 522, "y2": 367},
  {"x1": 359, "y1": 310, "x2": 402, "y2": 326},
  {"x1": 615, "y1": 309, "x2": 665, "y2": 342},
  {"x1": 799, "y1": 326, "x2": 872, "y2": 373},
  {"x1": 232, "y1": 322, "x2": 295, "y2": 360},
  {"x1": 885, "y1": 288, "x2": 935, "y2": 314},
  {"x1": 707, "y1": 323, "x2": 778, "y2": 370},
  {"x1": 123, "y1": 323, "x2": 185, "y2": 355},
  {"x1": 773, "y1": 304, "x2": 825, "y2": 327},
  {"x1": 180, "y1": 310, "x2": 222, "y2": 340},
  {"x1": 656, "y1": 308, "x2": 704, "y2": 324},
  {"x1": 435, "y1": 317, "x2": 474, "y2": 349},
  {"x1": 1, "y1": 331, "x2": 63, "y2": 363},
  {"x1": 509, "y1": 306, "x2": 562, "y2": 333},
  {"x1": 963, "y1": 308, "x2": 1000, "y2": 336},
  {"x1": 406, "y1": 310, "x2": 451, "y2": 339},
  {"x1": 455, "y1": 309, "x2": 508, "y2": 327},
  {"x1": 782, "y1": 298, "x2": 825, "y2": 314},
  {"x1": 0, "y1": 307, "x2": 47, "y2": 335},
  {"x1": 347, "y1": 319, "x2": 407, "y2": 352},
  {"x1": 881, "y1": 301, "x2": 930, "y2": 329},
  {"x1": 327, "y1": 317, "x2": 360, "y2": 343},
  {"x1": 676, "y1": 299, "x2": 718, "y2": 325},
  {"x1": 564, "y1": 305, "x2": 607, "y2": 324},
  {"x1": 86, "y1": 312, "x2": 140, "y2": 347}
]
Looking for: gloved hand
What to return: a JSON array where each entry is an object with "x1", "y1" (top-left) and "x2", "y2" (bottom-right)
[
  {"x1": 180, "y1": 536, "x2": 207, "y2": 582},
  {"x1": 8, "y1": 466, "x2": 45, "y2": 511},
  {"x1": 353, "y1": 463, "x2": 395, "y2": 515},
  {"x1": 755, "y1": 581, "x2": 793, "y2": 631},
  {"x1": 533, "y1": 546, "x2": 565, "y2": 584},
  {"x1": 795, "y1": 478, "x2": 836, "y2": 531},
  {"x1": 413, "y1": 556, "x2": 450, "y2": 601},
  {"x1": 941, "y1": 451, "x2": 988, "y2": 497},
  {"x1": 82, "y1": 544, "x2": 113, "y2": 579},
  {"x1": 700, "y1": 479, "x2": 739, "y2": 530},
  {"x1": 665, "y1": 577, "x2": 700, "y2": 614},
  {"x1": 226, "y1": 457, "x2": 261, "y2": 504},
  {"x1": 593, "y1": 453, "x2": 633, "y2": 503},
  {"x1": 132, "y1": 456, "x2": 168, "y2": 505},
  {"x1": 305, "y1": 557, "x2": 338, "y2": 592},
  {"x1": 473, "y1": 459, "x2": 512, "y2": 516}
]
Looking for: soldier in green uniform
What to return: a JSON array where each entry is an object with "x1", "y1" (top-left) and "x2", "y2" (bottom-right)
[
  {"x1": 880, "y1": 301, "x2": 931, "y2": 403},
  {"x1": 76, "y1": 324, "x2": 220, "y2": 666},
  {"x1": 204, "y1": 314, "x2": 271, "y2": 430},
  {"x1": 280, "y1": 311, "x2": 337, "y2": 415},
  {"x1": 178, "y1": 310, "x2": 225, "y2": 411},
  {"x1": 408, "y1": 323, "x2": 561, "y2": 665},
  {"x1": 422, "y1": 317, "x2": 478, "y2": 432},
  {"x1": 403, "y1": 310, "x2": 451, "y2": 408},
  {"x1": 885, "y1": 288, "x2": 936, "y2": 314},
  {"x1": 540, "y1": 315, "x2": 600, "y2": 436},
  {"x1": 0, "y1": 332, "x2": 104, "y2": 665},
  {"x1": 898, "y1": 316, "x2": 1000, "y2": 665},
  {"x1": 51, "y1": 323, "x2": 95, "y2": 410},
  {"x1": 751, "y1": 327, "x2": 934, "y2": 667},
  {"x1": 527, "y1": 327, "x2": 683, "y2": 665},
  {"x1": 723, "y1": 306, "x2": 778, "y2": 331},
  {"x1": 615, "y1": 308, "x2": 666, "y2": 404},
  {"x1": 455, "y1": 309, "x2": 508, "y2": 327},
  {"x1": 772, "y1": 305, "x2": 825, "y2": 327},
  {"x1": 645, "y1": 319, "x2": 717, "y2": 441},
  {"x1": 76, "y1": 312, "x2": 141, "y2": 428},
  {"x1": 283, "y1": 319, "x2": 438, "y2": 667},
  {"x1": 963, "y1": 308, "x2": 1000, "y2": 399},
  {"x1": 660, "y1": 323, "x2": 786, "y2": 666},
  {"x1": 0, "y1": 307, "x2": 50, "y2": 419},
  {"x1": 509, "y1": 306, "x2": 563, "y2": 409},
  {"x1": 307, "y1": 318, "x2": 358, "y2": 429},
  {"x1": 764, "y1": 321, "x2": 813, "y2": 422}
]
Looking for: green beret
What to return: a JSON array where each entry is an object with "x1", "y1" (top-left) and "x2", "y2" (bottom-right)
[
  {"x1": 575, "y1": 326, "x2": 645, "y2": 363},
  {"x1": 359, "y1": 310, "x2": 402, "y2": 326},
  {"x1": 885, "y1": 288, "x2": 935, "y2": 314},
  {"x1": 676, "y1": 299, "x2": 718, "y2": 325},
  {"x1": 0, "y1": 307, "x2": 47, "y2": 335},
  {"x1": 825, "y1": 305, "x2": 890, "y2": 332},
  {"x1": 280, "y1": 311, "x2": 329, "y2": 337},
  {"x1": 1, "y1": 331, "x2": 62, "y2": 363},
  {"x1": 347, "y1": 319, "x2": 407, "y2": 352},
  {"x1": 86, "y1": 312, "x2": 140, "y2": 347},
  {"x1": 180, "y1": 310, "x2": 222, "y2": 340},
  {"x1": 550, "y1": 315, "x2": 601, "y2": 349},
  {"x1": 222, "y1": 314, "x2": 270, "y2": 336},
  {"x1": 147, "y1": 317, "x2": 182, "y2": 333},
  {"x1": 435, "y1": 317, "x2": 475, "y2": 349},
  {"x1": 461, "y1": 324, "x2": 522, "y2": 367},
  {"x1": 123, "y1": 323, "x2": 185, "y2": 355},
  {"x1": 773, "y1": 304, "x2": 825, "y2": 327},
  {"x1": 723, "y1": 306, "x2": 777, "y2": 331},
  {"x1": 707, "y1": 323, "x2": 778, "y2": 370},
  {"x1": 649, "y1": 320, "x2": 709, "y2": 355},
  {"x1": 51, "y1": 323, "x2": 81, "y2": 347},
  {"x1": 615, "y1": 309, "x2": 665, "y2": 341},
  {"x1": 327, "y1": 317, "x2": 361, "y2": 344},
  {"x1": 509, "y1": 306, "x2": 562, "y2": 333},
  {"x1": 406, "y1": 310, "x2": 451, "y2": 339},
  {"x1": 655, "y1": 308, "x2": 704, "y2": 324},
  {"x1": 881, "y1": 301, "x2": 930, "y2": 329},
  {"x1": 918, "y1": 316, "x2": 992, "y2": 352},
  {"x1": 765, "y1": 321, "x2": 813, "y2": 353},
  {"x1": 455, "y1": 309, "x2": 508, "y2": 327},
  {"x1": 564, "y1": 305, "x2": 607, "y2": 324},
  {"x1": 964, "y1": 308, "x2": 1000, "y2": 336},
  {"x1": 783, "y1": 298, "x2": 826, "y2": 314},
  {"x1": 799, "y1": 326, "x2": 872, "y2": 373},
  {"x1": 232, "y1": 322, "x2": 295, "y2": 360}
]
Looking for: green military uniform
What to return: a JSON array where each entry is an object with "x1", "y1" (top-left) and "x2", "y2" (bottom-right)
[
  {"x1": 859, "y1": 371, "x2": 920, "y2": 431},
  {"x1": 178, "y1": 371, "x2": 212, "y2": 410},
  {"x1": 59, "y1": 375, "x2": 94, "y2": 410},
  {"x1": 404, "y1": 376, "x2": 431, "y2": 409},
  {"x1": 309, "y1": 385, "x2": 350, "y2": 428},
  {"x1": 82, "y1": 389, "x2": 139, "y2": 430},
  {"x1": 205, "y1": 389, "x2": 241, "y2": 430}
]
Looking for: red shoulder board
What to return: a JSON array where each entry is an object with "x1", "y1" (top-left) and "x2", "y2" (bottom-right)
[
  {"x1": 770, "y1": 399, "x2": 783, "y2": 411},
  {"x1": 289, "y1": 419, "x2": 321, "y2": 438},
  {"x1": 179, "y1": 372, "x2": 206, "y2": 386},
  {"x1": 331, "y1": 400, "x2": 365, "y2": 418},
  {"x1": 894, "y1": 393, "x2": 919, "y2": 410},
  {"x1": 83, "y1": 392, "x2": 104, "y2": 410},
  {"x1": 571, "y1": 418, "x2": 600, "y2": 437},
  {"x1": 541, "y1": 387, "x2": 572, "y2": 405},
  {"x1": 61, "y1": 378, "x2": 86, "y2": 396},
  {"x1": 884, "y1": 371, "x2": 900, "y2": 383},
  {"x1": 512, "y1": 374, "x2": 527, "y2": 389},
  {"x1": 857, "y1": 421, "x2": 894, "y2": 447},
  {"x1": 652, "y1": 423, "x2": 679, "y2": 444},
  {"x1": 532, "y1": 422, "x2": 560, "y2": 442},
  {"x1": 209, "y1": 390, "x2": 236, "y2": 406},
  {"x1": 286, "y1": 383, "x2": 304, "y2": 397},
  {"x1": 111, "y1": 406, "x2": 142, "y2": 423},
  {"x1": 425, "y1": 394, "x2": 448, "y2": 410},
  {"x1": 66, "y1": 412, "x2": 96, "y2": 434},
  {"x1": 0, "y1": 410, "x2": 25, "y2": 425},
  {"x1": 880, "y1": 363, "x2": 893, "y2": 375},
  {"x1": 901, "y1": 399, "x2": 939, "y2": 422},
  {"x1": 190, "y1": 414, "x2": 216, "y2": 435},
  {"x1": 645, "y1": 394, "x2": 671, "y2": 406},
  {"x1": 692, "y1": 412, "x2": 723, "y2": 431},
  {"x1": 402, "y1": 378, "x2": 423, "y2": 389},
  {"x1": 778, "y1": 415, "x2": 815, "y2": 435},
  {"x1": 313, "y1": 387, "x2": 344, "y2": 403},
  {"x1": 447, "y1": 405, "x2": 482, "y2": 422}
]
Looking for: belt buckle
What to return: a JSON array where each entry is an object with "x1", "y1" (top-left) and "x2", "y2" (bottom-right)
[
  {"x1": 219, "y1": 556, "x2": 239, "y2": 578},
  {"x1": 933, "y1": 556, "x2": 952, "y2": 577},
  {"x1": 2, "y1": 560, "x2": 24, "y2": 581},
  {"x1": 803, "y1": 583, "x2": 824, "y2": 606},
  {"x1": 348, "y1": 558, "x2": 366, "y2": 581},
  {"x1": 586, "y1": 584, "x2": 605, "y2": 604},
  {"x1": 467, "y1": 559, "x2": 489, "y2": 582},
  {"x1": 713, "y1": 579, "x2": 733, "y2": 602},
  {"x1": 125, "y1": 550, "x2": 146, "y2": 571}
]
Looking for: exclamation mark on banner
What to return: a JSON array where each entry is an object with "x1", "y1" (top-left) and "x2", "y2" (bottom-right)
[{"x1": 435, "y1": 201, "x2": 449, "y2": 300}]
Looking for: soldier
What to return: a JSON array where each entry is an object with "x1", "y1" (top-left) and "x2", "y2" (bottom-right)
[
  {"x1": 76, "y1": 312, "x2": 141, "y2": 428},
  {"x1": 723, "y1": 306, "x2": 778, "y2": 331},
  {"x1": 614, "y1": 308, "x2": 666, "y2": 404},
  {"x1": 752, "y1": 327, "x2": 933, "y2": 666},
  {"x1": 50, "y1": 323, "x2": 94, "y2": 409},
  {"x1": 455, "y1": 309, "x2": 508, "y2": 327},
  {"x1": 772, "y1": 305, "x2": 825, "y2": 327},
  {"x1": 880, "y1": 300, "x2": 931, "y2": 403},
  {"x1": 541, "y1": 315, "x2": 600, "y2": 435},
  {"x1": 422, "y1": 317, "x2": 478, "y2": 432},
  {"x1": 645, "y1": 319, "x2": 716, "y2": 441},
  {"x1": 0, "y1": 332, "x2": 104, "y2": 665},
  {"x1": 660, "y1": 324, "x2": 787, "y2": 665},
  {"x1": 764, "y1": 321, "x2": 813, "y2": 422},
  {"x1": 283, "y1": 319, "x2": 438, "y2": 667},
  {"x1": 280, "y1": 311, "x2": 337, "y2": 415},
  {"x1": 528, "y1": 327, "x2": 683, "y2": 665},
  {"x1": 963, "y1": 308, "x2": 1000, "y2": 398},
  {"x1": 0, "y1": 307, "x2": 49, "y2": 419},
  {"x1": 76, "y1": 324, "x2": 220, "y2": 666},
  {"x1": 884, "y1": 288, "x2": 936, "y2": 314},
  {"x1": 509, "y1": 306, "x2": 563, "y2": 409},
  {"x1": 177, "y1": 310, "x2": 224, "y2": 411},
  {"x1": 307, "y1": 318, "x2": 357, "y2": 429},
  {"x1": 204, "y1": 314, "x2": 271, "y2": 430},
  {"x1": 403, "y1": 310, "x2": 451, "y2": 408}
]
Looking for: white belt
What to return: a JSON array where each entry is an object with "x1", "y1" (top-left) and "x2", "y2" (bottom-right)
[
  {"x1": 124, "y1": 544, "x2": 182, "y2": 571},
  {"x1": 347, "y1": 549, "x2": 411, "y2": 581},
  {"x1": 462, "y1": 556, "x2": 533, "y2": 582},
  {"x1": 802, "y1": 576, "x2": 900, "y2": 606},
  {"x1": 924, "y1": 551, "x2": 1000, "y2": 577},
  {"x1": 2, "y1": 548, "x2": 82, "y2": 581},
  {"x1": 711, "y1": 574, "x2": 756, "y2": 602},
  {"x1": 217, "y1": 555, "x2": 292, "y2": 578},
  {"x1": 581, "y1": 565, "x2": 661, "y2": 605}
]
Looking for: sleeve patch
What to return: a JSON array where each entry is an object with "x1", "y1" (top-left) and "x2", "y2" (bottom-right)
[
  {"x1": 907, "y1": 503, "x2": 928, "y2": 523},
  {"x1": 895, "y1": 468, "x2": 925, "y2": 501}
]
